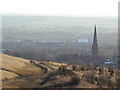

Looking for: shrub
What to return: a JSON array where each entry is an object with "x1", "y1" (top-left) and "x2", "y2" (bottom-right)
[
  {"x1": 108, "y1": 68, "x2": 113, "y2": 72},
  {"x1": 110, "y1": 71, "x2": 114, "y2": 76},
  {"x1": 82, "y1": 75, "x2": 84, "y2": 79},
  {"x1": 118, "y1": 68, "x2": 120, "y2": 71},
  {"x1": 94, "y1": 65, "x2": 98, "y2": 70},
  {"x1": 72, "y1": 65, "x2": 76, "y2": 71},
  {"x1": 97, "y1": 81, "x2": 100, "y2": 86},
  {"x1": 99, "y1": 68, "x2": 103, "y2": 75},
  {"x1": 58, "y1": 65, "x2": 67, "y2": 71},
  {"x1": 81, "y1": 66, "x2": 85, "y2": 71},
  {"x1": 108, "y1": 68, "x2": 114, "y2": 76},
  {"x1": 95, "y1": 76, "x2": 99, "y2": 82}
]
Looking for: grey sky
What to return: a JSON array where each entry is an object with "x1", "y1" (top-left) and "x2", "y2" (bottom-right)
[{"x1": 0, "y1": 0, "x2": 119, "y2": 17}]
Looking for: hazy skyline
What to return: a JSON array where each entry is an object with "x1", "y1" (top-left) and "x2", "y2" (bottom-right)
[{"x1": 0, "y1": 0, "x2": 119, "y2": 17}]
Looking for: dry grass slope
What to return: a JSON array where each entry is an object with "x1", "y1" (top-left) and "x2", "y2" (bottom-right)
[
  {"x1": 2, "y1": 54, "x2": 119, "y2": 88},
  {"x1": 2, "y1": 54, "x2": 42, "y2": 80}
]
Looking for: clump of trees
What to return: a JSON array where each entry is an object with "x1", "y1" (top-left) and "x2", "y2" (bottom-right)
[{"x1": 57, "y1": 65, "x2": 76, "y2": 76}]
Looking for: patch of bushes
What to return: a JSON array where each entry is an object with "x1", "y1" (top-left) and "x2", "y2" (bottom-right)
[
  {"x1": 58, "y1": 65, "x2": 67, "y2": 71},
  {"x1": 99, "y1": 76, "x2": 115, "y2": 88},
  {"x1": 108, "y1": 67, "x2": 113, "y2": 72},
  {"x1": 99, "y1": 68, "x2": 103, "y2": 75},
  {"x1": 95, "y1": 76, "x2": 99, "y2": 82},
  {"x1": 110, "y1": 71, "x2": 114, "y2": 76},
  {"x1": 108, "y1": 68, "x2": 114, "y2": 76},
  {"x1": 97, "y1": 81, "x2": 100, "y2": 85},
  {"x1": 57, "y1": 65, "x2": 76, "y2": 76},
  {"x1": 81, "y1": 66, "x2": 85, "y2": 71},
  {"x1": 82, "y1": 71, "x2": 116, "y2": 88},
  {"x1": 72, "y1": 65, "x2": 76, "y2": 71},
  {"x1": 94, "y1": 65, "x2": 98, "y2": 70}
]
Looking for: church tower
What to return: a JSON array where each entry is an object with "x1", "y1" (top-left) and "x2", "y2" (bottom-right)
[{"x1": 92, "y1": 25, "x2": 98, "y2": 55}]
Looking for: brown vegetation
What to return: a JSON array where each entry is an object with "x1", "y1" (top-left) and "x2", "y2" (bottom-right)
[{"x1": 2, "y1": 54, "x2": 118, "y2": 88}]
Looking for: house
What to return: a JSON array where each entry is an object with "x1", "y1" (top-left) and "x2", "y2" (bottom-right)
[{"x1": 105, "y1": 58, "x2": 113, "y2": 64}]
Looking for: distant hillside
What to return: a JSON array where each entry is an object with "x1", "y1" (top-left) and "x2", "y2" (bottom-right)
[{"x1": 2, "y1": 54, "x2": 119, "y2": 88}]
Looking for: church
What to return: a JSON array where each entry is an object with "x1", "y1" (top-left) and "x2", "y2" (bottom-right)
[{"x1": 77, "y1": 25, "x2": 105, "y2": 66}]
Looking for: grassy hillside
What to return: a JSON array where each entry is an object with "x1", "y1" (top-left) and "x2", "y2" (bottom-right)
[
  {"x1": 2, "y1": 54, "x2": 119, "y2": 88},
  {"x1": 2, "y1": 54, "x2": 43, "y2": 80}
]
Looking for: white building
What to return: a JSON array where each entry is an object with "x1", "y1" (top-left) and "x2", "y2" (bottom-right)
[{"x1": 105, "y1": 58, "x2": 113, "y2": 64}]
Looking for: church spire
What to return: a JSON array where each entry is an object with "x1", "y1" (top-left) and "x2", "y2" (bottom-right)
[
  {"x1": 92, "y1": 25, "x2": 98, "y2": 55},
  {"x1": 93, "y1": 25, "x2": 97, "y2": 44}
]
